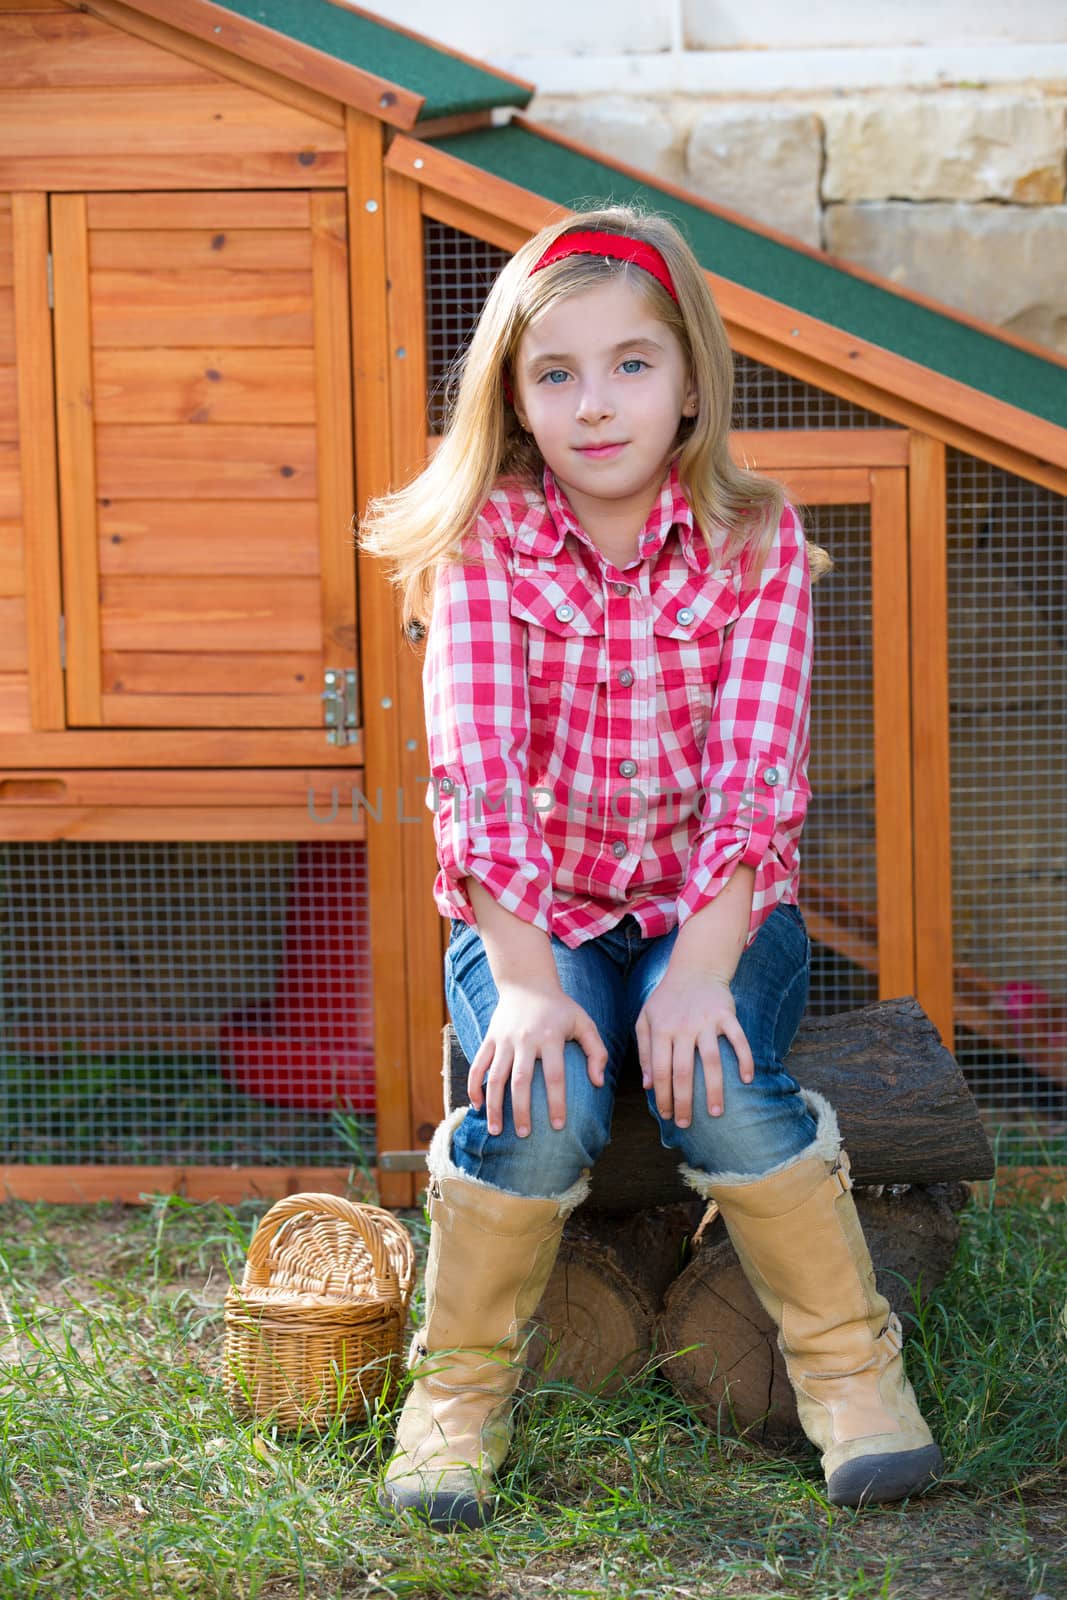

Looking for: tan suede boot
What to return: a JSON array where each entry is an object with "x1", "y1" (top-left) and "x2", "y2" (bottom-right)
[
  {"x1": 380, "y1": 1109, "x2": 588, "y2": 1528},
  {"x1": 683, "y1": 1092, "x2": 943, "y2": 1506}
]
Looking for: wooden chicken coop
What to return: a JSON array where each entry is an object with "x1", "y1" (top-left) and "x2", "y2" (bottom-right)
[{"x1": 1, "y1": 0, "x2": 1064, "y2": 1206}]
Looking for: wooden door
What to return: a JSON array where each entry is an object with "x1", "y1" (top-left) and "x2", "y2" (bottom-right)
[
  {"x1": 735, "y1": 431, "x2": 921, "y2": 1010},
  {"x1": 50, "y1": 189, "x2": 356, "y2": 731}
]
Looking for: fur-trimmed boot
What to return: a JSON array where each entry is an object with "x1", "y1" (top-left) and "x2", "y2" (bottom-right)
[
  {"x1": 683, "y1": 1092, "x2": 943, "y2": 1506},
  {"x1": 380, "y1": 1109, "x2": 588, "y2": 1528}
]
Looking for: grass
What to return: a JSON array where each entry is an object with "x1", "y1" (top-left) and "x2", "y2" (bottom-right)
[{"x1": 0, "y1": 1183, "x2": 1064, "y2": 1600}]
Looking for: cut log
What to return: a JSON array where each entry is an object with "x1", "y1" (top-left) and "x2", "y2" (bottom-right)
[
  {"x1": 527, "y1": 1203, "x2": 702, "y2": 1394},
  {"x1": 658, "y1": 1183, "x2": 967, "y2": 1440},
  {"x1": 443, "y1": 997, "x2": 994, "y2": 1214}
]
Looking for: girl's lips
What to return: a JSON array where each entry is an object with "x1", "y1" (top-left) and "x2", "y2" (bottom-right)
[{"x1": 575, "y1": 442, "x2": 626, "y2": 459}]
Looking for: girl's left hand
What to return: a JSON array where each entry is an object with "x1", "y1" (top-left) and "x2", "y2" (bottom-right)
[{"x1": 635, "y1": 970, "x2": 754, "y2": 1128}]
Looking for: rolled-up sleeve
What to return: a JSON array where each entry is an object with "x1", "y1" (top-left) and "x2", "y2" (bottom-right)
[
  {"x1": 423, "y1": 521, "x2": 555, "y2": 932},
  {"x1": 677, "y1": 502, "x2": 813, "y2": 946}
]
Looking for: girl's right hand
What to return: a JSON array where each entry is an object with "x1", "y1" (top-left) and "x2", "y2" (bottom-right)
[{"x1": 466, "y1": 980, "x2": 608, "y2": 1139}]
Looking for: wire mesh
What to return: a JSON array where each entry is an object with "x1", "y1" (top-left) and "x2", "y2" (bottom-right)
[
  {"x1": 945, "y1": 451, "x2": 1067, "y2": 1161},
  {"x1": 424, "y1": 218, "x2": 510, "y2": 434},
  {"x1": 795, "y1": 506, "x2": 880, "y2": 1019},
  {"x1": 732, "y1": 354, "x2": 891, "y2": 430},
  {"x1": 0, "y1": 840, "x2": 376, "y2": 1167}
]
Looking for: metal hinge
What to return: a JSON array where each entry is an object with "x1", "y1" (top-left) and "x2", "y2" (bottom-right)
[
  {"x1": 321, "y1": 666, "x2": 359, "y2": 746},
  {"x1": 46, "y1": 252, "x2": 54, "y2": 310},
  {"x1": 58, "y1": 613, "x2": 66, "y2": 669}
]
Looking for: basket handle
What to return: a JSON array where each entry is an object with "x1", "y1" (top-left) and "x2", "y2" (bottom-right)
[{"x1": 242, "y1": 1193, "x2": 402, "y2": 1297}]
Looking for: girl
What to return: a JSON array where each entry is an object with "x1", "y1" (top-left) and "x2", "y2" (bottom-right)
[{"x1": 359, "y1": 205, "x2": 941, "y2": 1528}]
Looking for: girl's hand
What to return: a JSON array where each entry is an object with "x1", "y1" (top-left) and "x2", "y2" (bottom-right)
[
  {"x1": 635, "y1": 970, "x2": 754, "y2": 1128},
  {"x1": 466, "y1": 980, "x2": 609, "y2": 1139}
]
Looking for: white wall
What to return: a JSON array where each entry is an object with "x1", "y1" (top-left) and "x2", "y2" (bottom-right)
[
  {"x1": 377, "y1": 0, "x2": 671, "y2": 56},
  {"x1": 370, "y1": 1, "x2": 1067, "y2": 87},
  {"x1": 681, "y1": 0, "x2": 1065, "y2": 48}
]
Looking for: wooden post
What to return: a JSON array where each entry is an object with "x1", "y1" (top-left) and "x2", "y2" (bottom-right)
[
  {"x1": 383, "y1": 168, "x2": 447, "y2": 1182},
  {"x1": 346, "y1": 105, "x2": 411, "y2": 1206},
  {"x1": 869, "y1": 465, "x2": 915, "y2": 1002},
  {"x1": 908, "y1": 433, "x2": 955, "y2": 1054}
]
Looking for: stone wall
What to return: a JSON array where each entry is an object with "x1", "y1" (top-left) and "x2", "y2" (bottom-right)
[{"x1": 528, "y1": 89, "x2": 1067, "y2": 353}]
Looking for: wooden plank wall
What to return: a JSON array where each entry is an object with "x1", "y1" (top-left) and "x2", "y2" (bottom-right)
[
  {"x1": 0, "y1": 4, "x2": 362, "y2": 749},
  {"x1": 0, "y1": 7, "x2": 345, "y2": 190}
]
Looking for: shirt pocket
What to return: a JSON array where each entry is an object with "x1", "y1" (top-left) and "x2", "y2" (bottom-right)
[
  {"x1": 509, "y1": 570, "x2": 607, "y2": 685},
  {"x1": 651, "y1": 572, "x2": 740, "y2": 746}
]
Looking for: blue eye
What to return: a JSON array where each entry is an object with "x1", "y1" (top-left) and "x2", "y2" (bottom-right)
[
  {"x1": 539, "y1": 368, "x2": 570, "y2": 385},
  {"x1": 620, "y1": 358, "x2": 647, "y2": 375}
]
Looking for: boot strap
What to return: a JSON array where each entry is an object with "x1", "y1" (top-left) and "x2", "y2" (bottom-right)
[{"x1": 799, "y1": 1313, "x2": 904, "y2": 1382}]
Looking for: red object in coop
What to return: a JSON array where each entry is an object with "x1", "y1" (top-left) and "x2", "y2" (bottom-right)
[{"x1": 217, "y1": 842, "x2": 376, "y2": 1112}]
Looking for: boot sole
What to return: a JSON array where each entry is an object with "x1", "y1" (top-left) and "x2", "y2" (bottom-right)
[
  {"x1": 377, "y1": 1479, "x2": 489, "y2": 1530},
  {"x1": 826, "y1": 1444, "x2": 944, "y2": 1507}
]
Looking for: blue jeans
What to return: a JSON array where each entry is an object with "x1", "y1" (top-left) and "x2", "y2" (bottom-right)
[{"x1": 445, "y1": 901, "x2": 816, "y2": 1199}]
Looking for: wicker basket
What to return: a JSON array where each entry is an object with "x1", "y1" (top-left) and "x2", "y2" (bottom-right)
[{"x1": 223, "y1": 1193, "x2": 416, "y2": 1432}]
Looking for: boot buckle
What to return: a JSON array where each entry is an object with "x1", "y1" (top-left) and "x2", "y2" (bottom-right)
[
  {"x1": 829, "y1": 1151, "x2": 853, "y2": 1196},
  {"x1": 879, "y1": 1314, "x2": 904, "y2": 1355}
]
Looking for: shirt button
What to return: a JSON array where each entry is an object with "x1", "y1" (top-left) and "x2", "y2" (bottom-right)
[
  {"x1": 763, "y1": 766, "x2": 781, "y2": 786},
  {"x1": 438, "y1": 777, "x2": 455, "y2": 795},
  {"x1": 676, "y1": 605, "x2": 695, "y2": 625},
  {"x1": 618, "y1": 758, "x2": 638, "y2": 778},
  {"x1": 555, "y1": 602, "x2": 574, "y2": 622},
  {"x1": 611, "y1": 840, "x2": 627, "y2": 859},
  {"x1": 617, "y1": 668, "x2": 634, "y2": 688},
  {"x1": 613, "y1": 582, "x2": 630, "y2": 597}
]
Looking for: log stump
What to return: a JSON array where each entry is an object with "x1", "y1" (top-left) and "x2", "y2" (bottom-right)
[
  {"x1": 444, "y1": 998, "x2": 994, "y2": 1212},
  {"x1": 527, "y1": 1203, "x2": 701, "y2": 1393}
]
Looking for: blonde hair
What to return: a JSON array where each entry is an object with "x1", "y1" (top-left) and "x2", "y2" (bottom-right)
[{"x1": 358, "y1": 203, "x2": 832, "y2": 631}]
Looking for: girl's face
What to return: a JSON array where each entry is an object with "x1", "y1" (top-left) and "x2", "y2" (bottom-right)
[{"x1": 513, "y1": 275, "x2": 697, "y2": 546}]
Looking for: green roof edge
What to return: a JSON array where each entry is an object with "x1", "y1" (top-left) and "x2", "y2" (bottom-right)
[
  {"x1": 212, "y1": 0, "x2": 532, "y2": 119},
  {"x1": 434, "y1": 124, "x2": 1067, "y2": 433}
]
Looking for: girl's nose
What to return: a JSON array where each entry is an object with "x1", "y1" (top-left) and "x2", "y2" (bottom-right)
[{"x1": 575, "y1": 384, "x2": 614, "y2": 423}]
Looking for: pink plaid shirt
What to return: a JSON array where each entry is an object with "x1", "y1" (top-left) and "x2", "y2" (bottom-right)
[{"x1": 422, "y1": 461, "x2": 812, "y2": 951}]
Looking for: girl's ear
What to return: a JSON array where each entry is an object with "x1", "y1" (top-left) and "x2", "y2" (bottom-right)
[{"x1": 682, "y1": 384, "x2": 699, "y2": 418}]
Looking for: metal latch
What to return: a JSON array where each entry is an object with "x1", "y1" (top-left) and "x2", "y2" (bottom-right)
[
  {"x1": 322, "y1": 667, "x2": 359, "y2": 745},
  {"x1": 377, "y1": 1150, "x2": 429, "y2": 1173}
]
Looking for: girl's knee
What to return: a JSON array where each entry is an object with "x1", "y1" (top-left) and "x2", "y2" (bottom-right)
[
  {"x1": 525, "y1": 1060, "x2": 610, "y2": 1173},
  {"x1": 651, "y1": 1051, "x2": 815, "y2": 1175},
  {"x1": 451, "y1": 1044, "x2": 612, "y2": 1196},
  {"x1": 458, "y1": 1115, "x2": 601, "y2": 1197}
]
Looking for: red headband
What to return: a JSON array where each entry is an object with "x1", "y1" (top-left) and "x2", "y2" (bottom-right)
[
  {"x1": 529, "y1": 229, "x2": 679, "y2": 303},
  {"x1": 503, "y1": 230, "x2": 679, "y2": 404}
]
